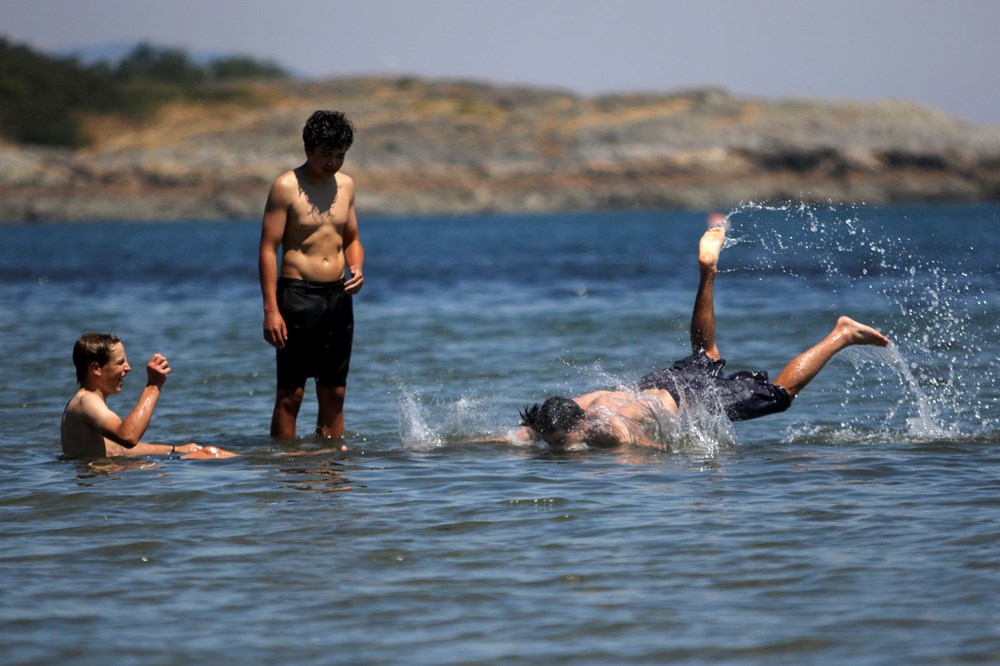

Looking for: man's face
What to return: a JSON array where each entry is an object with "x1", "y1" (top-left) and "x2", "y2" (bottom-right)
[
  {"x1": 305, "y1": 145, "x2": 347, "y2": 179},
  {"x1": 542, "y1": 427, "x2": 585, "y2": 450},
  {"x1": 97, "y1": 343, "x2": 131, "y2": 394}
]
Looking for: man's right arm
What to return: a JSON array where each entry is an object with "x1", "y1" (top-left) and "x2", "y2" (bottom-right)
[
  {"x1": 95, "y1": 357, "x2": 238, "y2": 458},
  {"x1": 259, "y1": 177, "x2": 291, "y2": 349},
  {"x1": 464, "y1": 427, "x2": 535, "y2": 445},
  {"x1": 80, "y1": 385, "x2": 161, "y2": 452},
  {"x1": 88, "y1": 354, "x2": 171, "y2": 450},
  {"x1": 447, "y1": 427, "x2": 535, "y2": 446}
]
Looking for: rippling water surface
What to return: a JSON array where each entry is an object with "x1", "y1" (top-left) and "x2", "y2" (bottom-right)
[{"x1": 1, "y1": 203, "x2": 998, "y2": 664}]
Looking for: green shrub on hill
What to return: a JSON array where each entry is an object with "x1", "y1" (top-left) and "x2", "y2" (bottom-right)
[
  {"x1": 0, "y1": 37, "x2": 289, "y2": 148},
  {"x1": 0, "y1": 37, "x2": 123, "y2": 147}
]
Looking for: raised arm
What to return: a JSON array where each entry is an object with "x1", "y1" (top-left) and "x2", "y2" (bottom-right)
[
  {"x1": 66, "y1": 353, "x2": 237, "y2": 459},
  {"x1": 78, "y1": 354, "x2": 175, "y2": 456}
]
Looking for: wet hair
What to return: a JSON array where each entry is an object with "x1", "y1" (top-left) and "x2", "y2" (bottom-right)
[
  {"x1": 302, "y1": 110, "x2": 355, "y2": 151},
  {"x1": 519, "y1": 396, "x2": 586, "y2": 436},
  {"x1": 72, "y1": 333, "x2": 121, "y2": 385}
]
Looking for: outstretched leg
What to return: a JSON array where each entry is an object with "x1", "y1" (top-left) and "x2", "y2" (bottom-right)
[
  {"x1": 773, "y1": 316, "x2": 890, "y2": 398},
  {"x1": 691, "y1": 213, "x2": 728, "y2": 360}
]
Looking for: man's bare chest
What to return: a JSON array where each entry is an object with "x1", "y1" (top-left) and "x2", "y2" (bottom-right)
[{"x1": 288, "y1": 193, "x2": 348, "y2": 231}]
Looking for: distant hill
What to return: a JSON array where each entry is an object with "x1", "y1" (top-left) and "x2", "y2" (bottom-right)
[{"x1": 2, "y1": 76, "x2": 999, "y2": 222}]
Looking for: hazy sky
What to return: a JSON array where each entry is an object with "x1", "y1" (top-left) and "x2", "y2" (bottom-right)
[{"x1": 5, "y1": 0, "x2": 999, "y2": 124}]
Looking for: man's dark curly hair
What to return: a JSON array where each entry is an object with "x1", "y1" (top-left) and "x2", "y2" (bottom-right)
[
  {"x1": 519, "y1": 396, "x2": 586, "y2": 436},
  {"x1": 302, "y1": 110, "x2": 355, "y2": 151}
]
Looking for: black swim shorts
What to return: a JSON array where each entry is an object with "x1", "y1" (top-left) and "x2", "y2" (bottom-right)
[
  {"x1": 275, "y1": 277, "x2": 354, "y2": 388},
  {"x1": 637, "y1": 351, "x2": 791, "y2": 421}
]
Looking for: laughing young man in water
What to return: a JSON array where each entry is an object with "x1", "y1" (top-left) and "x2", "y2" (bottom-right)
[
  {"x1": 515, "y1": 214, "x2": 890, "y2": 450},
  {"x1": 259, "y1": 110, "x2": 365, "y2": 440},
  {"x1": 61, "y1": 333, "x2": 237, "y2": 460}
]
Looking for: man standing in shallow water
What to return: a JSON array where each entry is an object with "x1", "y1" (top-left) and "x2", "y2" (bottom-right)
[
  {"x1": 259, "y1": 110, "x2": 365, "y2": 439},
  {"x1": 515, "y1": 214, "x2": 891, "y2": 449},
  {"x1": 61, "y1": 333, "x2": 236, "y2": 460}
]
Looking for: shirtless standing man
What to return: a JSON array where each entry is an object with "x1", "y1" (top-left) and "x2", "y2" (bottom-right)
[
  {"x1": 516, "y1": 214, "x2": 891, "y2": 449},
  {"x1": 61, "y1": 333, "x2": 236, "y2": 459},
  {"x1": 259, "y1": 110, "x2": 365, "y2": 439}
]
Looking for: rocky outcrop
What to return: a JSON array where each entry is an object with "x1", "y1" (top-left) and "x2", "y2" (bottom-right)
[{"x1": 2, "y1": 77, "x2": 999, "y2": 221}]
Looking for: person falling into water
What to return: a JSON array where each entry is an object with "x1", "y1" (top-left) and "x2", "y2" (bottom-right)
[
  {"x1": 259, "y1": 110, "x2": 365, "y2": 440},
  {"x1": 513, "y1": 213, "x2": 890, "y2": 450},
  {"x1": 60, "y1": 333, "x2": 237, "y2": 460}
]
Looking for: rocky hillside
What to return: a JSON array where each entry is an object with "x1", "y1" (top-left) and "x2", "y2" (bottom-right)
[{"x1": 2, "y1": 77, "x2": 999, "y2": 221}]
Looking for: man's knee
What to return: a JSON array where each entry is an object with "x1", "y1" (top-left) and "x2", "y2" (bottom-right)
[
  {"x1": 275, "y1": 385, "x2": 306, "y2": 411},
  {"x1": 317, "y1": 384, "x2": 346, "y2": 408}
]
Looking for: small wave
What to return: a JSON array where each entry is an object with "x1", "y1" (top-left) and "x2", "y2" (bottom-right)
[{"x1": 783, "y1": 421, "x2": 1000, "y2": 448}]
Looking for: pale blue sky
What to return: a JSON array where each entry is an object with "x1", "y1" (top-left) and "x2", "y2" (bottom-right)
[{"x1": 5, "y1": 0, "x2": 998, "y2": 124}]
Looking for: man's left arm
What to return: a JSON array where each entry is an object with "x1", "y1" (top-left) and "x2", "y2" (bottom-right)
[{"x1": 342, "y1": 179, "x2": 365, "y2": 294}]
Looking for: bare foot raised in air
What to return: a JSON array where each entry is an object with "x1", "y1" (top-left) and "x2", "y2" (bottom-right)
[
  {"x1": 835, "y1": 316, "x2": 891, "y2": 347},
  {"x1": 699, "y1": 213, "x2": 729, "y2": 270}
]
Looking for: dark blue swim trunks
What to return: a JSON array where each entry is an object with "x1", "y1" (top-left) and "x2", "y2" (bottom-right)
[
  {"x1": 275, "y1": 277, "x2": 354, "y2": 388},
  {"x1": 637, "y1": 351, "x2": 791, "y2": 421}
]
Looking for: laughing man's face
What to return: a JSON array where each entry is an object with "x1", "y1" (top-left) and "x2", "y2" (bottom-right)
[{"x1": 99, "y1": 343, "x2": 131, "y2": 394}]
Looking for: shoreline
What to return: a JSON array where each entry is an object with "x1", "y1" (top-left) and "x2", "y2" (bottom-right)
[{"x1": 2, "y1": 77, "x2": 999, "y2": 223}]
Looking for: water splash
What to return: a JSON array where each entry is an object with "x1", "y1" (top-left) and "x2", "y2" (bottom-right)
[
  {"x1": 396, "y1": 360, "x2": 737, "y2": 455},
  {"x1": 395, "y1": 380, "x2": 523, "y2": 451},
  {"x1": 657, "y1": 396, "x2": 736, "y2": 455},
  {"x1": 396, "y1": 387, "x2": 441, "y2": 450},
  {"x1": 881, "y1": 346, "x2": 955, "y2": 438},
  {"x1": 730, "y1": 200, "x2": 997, "y2": 441}
]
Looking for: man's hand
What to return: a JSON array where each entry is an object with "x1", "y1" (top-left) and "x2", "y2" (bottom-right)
[
  {"x1": 146, "y1": 354, "x2": 171, "y2": 388},
  {"x1": 263, "y1": 311, "x2": 288, "y2": 349},
  {"x1": 180, "y1": 443, "x2": 239, "y2": 459},
  {"x1": 345, "y1": 266, "x2": 364, "y2": 295}
]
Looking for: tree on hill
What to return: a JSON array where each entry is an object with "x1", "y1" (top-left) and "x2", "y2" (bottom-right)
[
  {"x1": 0, "y1": 37, "x2": 122, "y2": 146},
  {"x1": 114, "y1": 43, "x2": 207, "y2": 86},
  {"x1": 0, "y1": 37, "x2": 290, "y2": 148}
]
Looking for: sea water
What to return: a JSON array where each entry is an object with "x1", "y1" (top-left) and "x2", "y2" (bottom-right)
[{"x1": 0, "y1": 203, "x2": 998, "y2": 664}]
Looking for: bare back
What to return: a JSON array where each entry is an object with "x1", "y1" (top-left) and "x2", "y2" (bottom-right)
[
  {"x1": 573, "y1": 388, "x2": 678, "y2": 447},
  {"x1": 61, "y1": 389, "x2": 118, "y2": 459}
]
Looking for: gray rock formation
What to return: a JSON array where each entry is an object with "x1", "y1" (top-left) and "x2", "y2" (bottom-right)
[{"x1": 2, "y1": 78, "x2": 998, "y2": 222}]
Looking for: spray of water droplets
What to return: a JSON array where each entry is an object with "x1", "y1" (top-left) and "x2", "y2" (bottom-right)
[{"x1": 730, "y1": 201, "x2": 997, "y2": 441}]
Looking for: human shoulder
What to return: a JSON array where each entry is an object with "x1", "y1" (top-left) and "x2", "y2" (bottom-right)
[
  {"x1": 69, "y1": 388, "x2": 118, "y2": 425},
  {"x1": 65, "y1": 388, "x2": 100, "y2": 415},
  {"x1": 336, "y1": 172, "x2": 356, "y2": 200},
  {"x1": 266, "y1": 169, "x2": 301, "y2": 209},
  {"x1": 583, "y1": 415, "x2": 632, "y2": 448},
  {"x1": 572, "y1": 391, "x2": 610, "y2": 409},
  {"x1": 584, "y1": 389, "x2": 636, "y2": 411}
]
